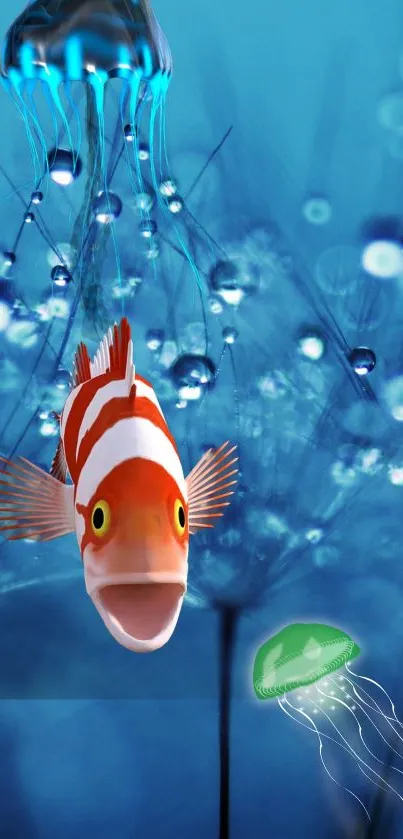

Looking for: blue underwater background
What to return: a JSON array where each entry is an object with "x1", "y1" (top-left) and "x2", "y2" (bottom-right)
[{"x1": 2, "y1": 0, "x2": 403, "y2": 837}]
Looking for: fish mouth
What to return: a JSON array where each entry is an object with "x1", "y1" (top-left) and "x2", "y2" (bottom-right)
[{"x1": 94, "y1": 581, "x2": 185, "y2": 653}]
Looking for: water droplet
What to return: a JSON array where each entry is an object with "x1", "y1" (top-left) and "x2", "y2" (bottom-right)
[
  {"x1": 53, "y1": 368, "x2": 70, "y2": 391},
  {"x1": 124, "y1": 124, "x2": 135, "y2": 142},
  {"x1": 47, "y1": 148, "x2": 82, "y2": 186},
  {"x1": 210, "y1": 259, "x2": 258, "y2": 306},
  {"x1": 37, "y1": 410, "x2": 59, "y2": 438},
  {"x1": 348, "y1": 347, "x2": 376, "y2": 376},
  {"x1": 302, "y1": 196, "x2": 332, "y2": 225},
  {"x1": 139, "y1": 219, "x2": 157, "y2": 239},
  {"x1": 388, "y1": 463, "x2": 403, "y2": 485},
  {"x1": 31, "y1": 190, "x2": 43, "y2": 205},
  {"x1": 146, "y1": 328, "x2": 165, "y2": 351},
  {"x1": 93, "y1": 191, "x2": 122, "y2": 224},
  {"x1": 222, "y1": 326, "x2": 238, "y2": 344},
  {"x1": 132, "y1": 192, "x2": 154, "y2": 214},
  {"x1": 297, "y1": 328, "x2": 326, "y2": 361},
  {"x1": 170, "y1": 354, "x2": 216, "y2": 401},
  {"x1": 362, "y1": 239, "x2": 403, "y2": 279},
  {"x1": 208, "y1": 295, "x2": 224, "y2": 314},
  {"x1": 159, "y1": 179, "x2": 177, "y2": 197},
  {"x1": 168, "y1": 196, "x2": 183, "y2": 214},
  {"x1": 138, "y1": 143, "x2": 150, "y2": 161},
  {"x1": 51, "y1": 265, "x2": 72, "y2": 287},
  {"x1": 2, "y1": 251, "x2": 15, "y2": 268},
  {"x1": 24, "y1": 212, "x2": 34, "y2": 224}
]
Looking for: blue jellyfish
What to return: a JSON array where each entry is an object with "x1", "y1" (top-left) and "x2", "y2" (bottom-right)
[{"x1": 0, "y1": 0, "x2": 179, "y2": 338}]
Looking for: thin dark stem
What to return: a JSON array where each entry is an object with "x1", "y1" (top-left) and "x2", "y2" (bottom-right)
[{"x1": 218, "y1": 605, "x2": 239, "y2": 839}]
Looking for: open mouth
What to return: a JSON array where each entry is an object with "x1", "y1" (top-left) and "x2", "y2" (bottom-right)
[{"x1": 95, "y1": 582, "x2": 185, "y2": 649}]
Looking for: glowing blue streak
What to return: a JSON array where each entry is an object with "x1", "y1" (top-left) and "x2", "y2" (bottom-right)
[
  {"x1": 65, "y1": 36, "x2": 82, "y2": 81},
  {"x1": 20, "y1": 43, "x2": 35, "y2": 79}
]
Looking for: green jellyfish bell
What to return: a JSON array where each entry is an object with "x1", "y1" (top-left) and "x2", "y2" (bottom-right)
[{"x1": 253, "y1": 622, "x2": 360, "y2": 700}]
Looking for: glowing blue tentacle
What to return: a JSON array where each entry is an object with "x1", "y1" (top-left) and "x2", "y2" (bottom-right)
[
  {"x1": 43, "y1": 66, "x2": 76, "y2": 172},
  {"x1": 148, "y1": 86, "x2": 203, "y2": 295},
  {"x1": 64, "y1": 80, "x2": 83, "y2": 171},
  {"x1": 8, "y1": 70, "x2": 41, "y2": 181},
  {"x1": 25, "y1": 79, "x2": 48, "y2": 175}
]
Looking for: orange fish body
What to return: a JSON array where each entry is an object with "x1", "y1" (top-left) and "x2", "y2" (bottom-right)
[{"x1": 0, "y1": 319, "x2": 238, "y2": 652}]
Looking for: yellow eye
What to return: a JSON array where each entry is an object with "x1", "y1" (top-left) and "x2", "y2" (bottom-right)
[
  {"x1": 91, "y1": 500, "x2": 111, "y2": 538},
  {"x1": 174, "y1": 498, "x2": 186, "y2": 536}
]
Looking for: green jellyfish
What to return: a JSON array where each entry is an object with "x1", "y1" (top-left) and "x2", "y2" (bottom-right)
[{"x1": 252, "y1": 623, "x2": 403, "y2": 822}]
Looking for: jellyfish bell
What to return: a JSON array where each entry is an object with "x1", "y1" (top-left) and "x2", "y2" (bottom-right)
[
  {"x1": 1, "y1": 0, "x2": 172, "y2": 85},
  {"x1": 253, "y1": 622, "x2": 403, "y2": 819}
]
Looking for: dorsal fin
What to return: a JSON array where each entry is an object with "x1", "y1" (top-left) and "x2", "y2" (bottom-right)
[
  {"x1": 72, "y1": 342, "x2": 91, "y2": 387},
  {"x1": 50, "y1": 438, "x2": 68, "y2": 483},
  {"x1": 90, "y1": 317, "x2": 134, "y2": 390}
]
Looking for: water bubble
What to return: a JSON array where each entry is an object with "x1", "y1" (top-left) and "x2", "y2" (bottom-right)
[
  {"x1": 222, "y1": 326, "x2": 238, "y2": 344},
  {"x1": 168, "y1": 196, "x2": 183, "y2": 214},
  {"x1": 124, "y1": 124, "x2": 135, "y2": 142},
  {"x1": 37, "y1": 410, "x2": 59, "y2": 438},
  {"x1": 384, "y1": 375, "x2": 403, "y2": 421},
  {"x1": 315, "y1": 245, "x2": 362, "y2": 296},
  {"x1": 388, "y1": 463, "x2": 403, "y2": 485},
  {"x1": 31, "y1": 190, "x2": 43, "y2": 205},
  {"x1": 53, "y1": 369, "x2": 70, "y2": 391},
  {"x1": 47, "y1": 148, "x2": 82, "y2": 186},
  {"x1": 51, "y1": 265, "x2": 72, "y2": 287},
  {"x1": 297, "y1": 328, "x2": 326, "y2": 361},
  {"x1": 210, "y1": 259, "x2": 258, "y2": 306},
  {"x1": 24, "y1": 212, "x2": 34, "y2": 224},
  {"x1": 138, "y1": 143, "x2": 150, "y2": 161},
  {"x1": 139, "y1": 219, "x2": 157, "y2": 239},
  {"x1": 348, "y1": 347, "x2": 376, "y2": 376},
  {"x1": 302, "y1": 196, "x2": 332, "y2": 225},
  {"x1": 331, "y1": 460, "x2": 357, "y2": 486},
  {"x1": 377, "y1": 91, "x2": 403, "y2": 132},
  {"x1": 146, "y1": 328, "x2": 165, "y2": 351},
  {"x1": 159, "y1": 179, "x2": 178, "y2": 197},
  {"x1": 170, "y1": 354, "x2": 216, "y2": 401},
  {"x1": 93, "y1": 191, "x2": 122, "y2": 224},
  {"x1": 132, "y1": 192, "x2": 154, "y2": 214},
  {"x1": 145, "y1": 238, "x2": 160, "y2": 259},
  {"x1": 208, "y1": 295, "x2": 224, "y2": 315},
  {"x1": 305, "y1": 527, "x2": 324, "y2": 544},
  {"x1": 362, "y1": 240, "x2": 403, "y2": 279},
  {"x1": 2, "y1": 251, "x2": 15, "y2": 269}
]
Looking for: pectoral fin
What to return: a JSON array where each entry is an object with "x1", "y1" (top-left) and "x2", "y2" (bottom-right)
[
  {"x1": 186, "y1": 441, "x2": 238, "y2": 535},
  {"x1": 0, "y1": 456, "x2": 75, "y2": 541}
]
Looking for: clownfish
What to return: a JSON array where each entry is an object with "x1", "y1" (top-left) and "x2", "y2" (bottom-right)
[{"x1": 0, "y1": 318, "x2": 238, "y2": 652}]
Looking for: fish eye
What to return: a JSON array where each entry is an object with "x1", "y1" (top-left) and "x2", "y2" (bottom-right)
[
  {"x1": 91, "y1": 500, "x2": 111, "y2": 538},
  {"x1": 174, "y1": 498, "x2": 186, "y2": 536}
]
